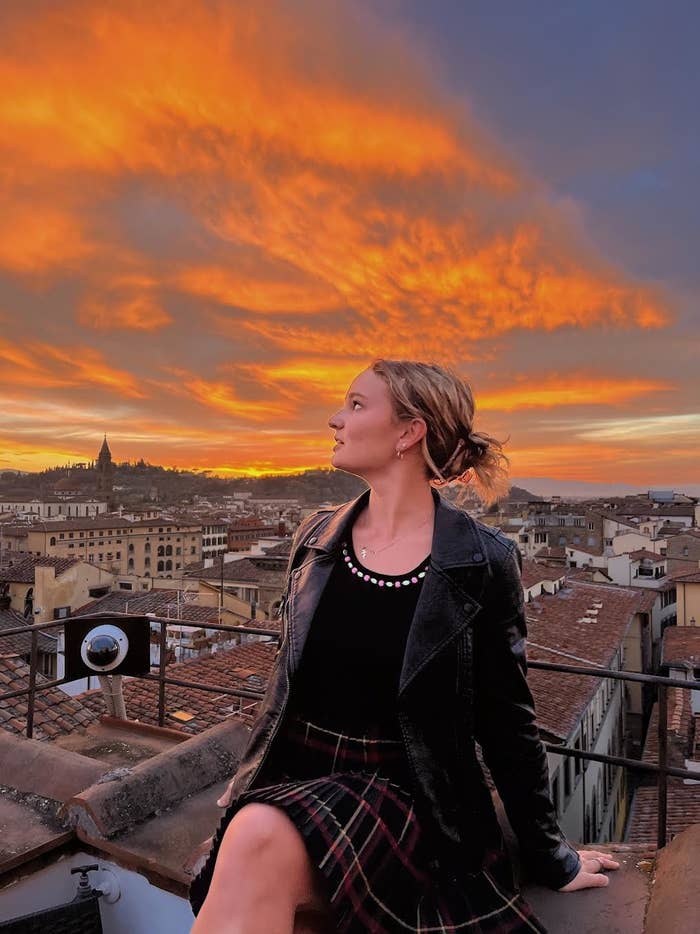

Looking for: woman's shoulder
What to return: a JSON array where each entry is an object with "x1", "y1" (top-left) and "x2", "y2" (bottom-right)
[{"x1": 473, "y1": 518, "x2": 516, "y2": 558}]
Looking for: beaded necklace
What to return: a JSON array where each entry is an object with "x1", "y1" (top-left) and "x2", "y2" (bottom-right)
[{"x1": 341, "y1": 542, "x2": 429, "y2": 588}]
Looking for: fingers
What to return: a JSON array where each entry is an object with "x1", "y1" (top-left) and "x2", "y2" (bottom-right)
[{"x1": 578, "y1": 849, "x2": 620, "y2": 871}]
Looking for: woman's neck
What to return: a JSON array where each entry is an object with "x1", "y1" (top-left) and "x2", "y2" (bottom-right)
[{"x1": 356, "y1": 482, "x2": 435, "y2": 540}]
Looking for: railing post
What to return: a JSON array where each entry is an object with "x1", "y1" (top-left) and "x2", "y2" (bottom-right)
[
  {"x1": 158, "y1": 619, "x2": 167, "y2": 727},
  {"x1": 657, "y1": 683, "x2": 668, "y2": 849},
  {"x1": 26, "y1": 628, "x2": 38, "y2": 739}
]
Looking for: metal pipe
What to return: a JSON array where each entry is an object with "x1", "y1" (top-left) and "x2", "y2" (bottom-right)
[
  {"x1": 657, "y1": 684, "x2": 668, "y2": 848},
  {"x1": 26, "y1": 629, "x2": 38, "y2": 739},
  {"x1": 158, "y1": 619, "x2": 167, "y2": 727}
]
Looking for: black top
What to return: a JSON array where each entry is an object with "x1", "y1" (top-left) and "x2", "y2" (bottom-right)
[{"x1": 289, "y1": 538, "x2": 429, "y2": 734}]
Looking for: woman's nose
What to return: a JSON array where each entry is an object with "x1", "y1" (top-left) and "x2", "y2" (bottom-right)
[{"x1": 328, "y1": 411, "x2": 343, "y2": 429}]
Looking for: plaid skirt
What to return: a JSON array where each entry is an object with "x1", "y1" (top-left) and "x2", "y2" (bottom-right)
[{"x1": 189, "y1": 714, "x2": 546, "y2": 933}]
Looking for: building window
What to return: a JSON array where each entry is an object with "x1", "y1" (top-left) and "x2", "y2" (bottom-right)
[
  {"x1": 157, "y1": 560, "x2": 164, "y2": 572},
  {"x1": 49, "y1": 536, "x2": 56, "y2": 546},
  {"x1": 165, "y1": 545, "x2": 172, "y2": 556},
  {"x1": 165, "y1": 560, "x2": 172, "y2": 571}
]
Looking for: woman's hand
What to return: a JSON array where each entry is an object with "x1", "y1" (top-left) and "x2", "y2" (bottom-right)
[{"x1": 558, "y1": 849, "x2": 620, "y2": 891}]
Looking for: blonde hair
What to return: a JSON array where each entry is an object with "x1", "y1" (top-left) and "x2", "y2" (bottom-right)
[{"x1": 371, "y1": 359, "x2": 510, "y2": 508}]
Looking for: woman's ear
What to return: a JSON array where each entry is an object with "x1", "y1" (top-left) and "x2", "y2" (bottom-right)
[{"x1": 401, "y1": 417, "x2": 427, "y2": 447}]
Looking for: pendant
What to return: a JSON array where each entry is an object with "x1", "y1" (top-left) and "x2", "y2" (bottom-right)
[{"x1": 360, "y1": 547, "x2": 368, "y2": 560}]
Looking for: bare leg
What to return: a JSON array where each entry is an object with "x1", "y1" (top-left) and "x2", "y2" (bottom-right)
[{"x1": 191, "y1": 803, "x2": 333, "y2": 934}]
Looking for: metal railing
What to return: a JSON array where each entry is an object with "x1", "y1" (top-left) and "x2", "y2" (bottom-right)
[
  {"x1": 527, "y1": 658, "x2": 700, "y2": 848},
  {"x1": 1, "y1": 614, "x2": 698, "y2": 850}
]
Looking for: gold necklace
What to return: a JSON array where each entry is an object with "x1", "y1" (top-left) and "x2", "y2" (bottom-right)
[{"x1": 358, "y1": 513, "x2": 433, "y2": 561}]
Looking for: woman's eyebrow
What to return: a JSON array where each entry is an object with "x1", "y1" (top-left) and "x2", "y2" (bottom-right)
[{"x1": 346, "y1": 391, "x2": 368, "y2": 401}]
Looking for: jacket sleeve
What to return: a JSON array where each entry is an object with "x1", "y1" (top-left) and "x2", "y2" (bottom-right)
[{"x1": 472, "y1": 540, "x2": 581, "y2": 890}]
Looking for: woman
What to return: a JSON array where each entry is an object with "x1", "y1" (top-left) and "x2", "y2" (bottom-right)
[{"x1": 190, "y1": 359, "x2": 618, "y2": 933}]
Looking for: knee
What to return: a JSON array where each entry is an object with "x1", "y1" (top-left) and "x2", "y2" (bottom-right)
[{"x1": 219, "y1": 803, "x2": 306, "y2": 869}]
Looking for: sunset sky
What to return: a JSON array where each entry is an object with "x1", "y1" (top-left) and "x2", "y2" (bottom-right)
[{"x1": 0, "y1": 1, "x2": 697, "y2": 491}]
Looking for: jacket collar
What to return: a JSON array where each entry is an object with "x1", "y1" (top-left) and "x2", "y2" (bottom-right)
[{"x1": 303, "y1": 486, "x2": 489, "y2": 573}]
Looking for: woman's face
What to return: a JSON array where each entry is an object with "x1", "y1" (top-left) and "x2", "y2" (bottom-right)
[{"x1": 328, "y1": 368, "x2": 402, "y2": 478}]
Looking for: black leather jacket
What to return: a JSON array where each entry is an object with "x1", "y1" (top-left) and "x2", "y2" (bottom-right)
[{"x1": 223, "y1": 487, "x2": 580, "y2": 890}]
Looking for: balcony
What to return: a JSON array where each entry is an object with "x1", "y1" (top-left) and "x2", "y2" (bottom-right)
[{"x1": 0, "y1": 614, "x2": 699, "y2": 932}]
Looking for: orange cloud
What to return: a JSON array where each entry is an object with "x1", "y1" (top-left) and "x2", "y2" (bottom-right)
[
  {"x1": 175, "y1": 265, "x2": 341, "y2": 314},
  {"x1": 0, "y1": 338, "x2": 145, "y2": 397},
  {"x1": 478, "y1": 373, "x2": 675, "y2": 412},
  {"x1": 0, "y1": 200, "x2": 94, "y2": 275},
  {"x1": 179, "y1": 377, "x2": 296, "y2": 423},
  {"x1": 77, "y1": 291, "x2": 172, "y2": 331}
]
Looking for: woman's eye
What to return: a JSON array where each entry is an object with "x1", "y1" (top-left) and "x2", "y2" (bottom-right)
[{"x1": 351, "y1": 401, "x2": 362, "y2": 410}]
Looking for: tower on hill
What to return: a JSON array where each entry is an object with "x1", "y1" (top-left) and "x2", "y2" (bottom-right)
[{"x1": 96, "y1": 435, "x2": 115, "y2": 504}]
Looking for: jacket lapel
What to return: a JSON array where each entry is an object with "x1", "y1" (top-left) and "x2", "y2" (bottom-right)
[
  {"x1": 286, "y1": 491, "x2": 369, "y2": 674},
  {"x1": 398, "y1": 491, "x2": 488, "y2": 695}
]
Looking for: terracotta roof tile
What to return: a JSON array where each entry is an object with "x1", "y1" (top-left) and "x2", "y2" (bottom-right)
[
  {"x1": 0, "y1": 609, "x2": 56, "y2": 656},
  {"x1": 520, "y1": 558, "x2": 563, "y2": 589},
  {"x1": 0, "y1": 656, "x2": 99, "y2": 741},
  {"x1": 74, "y1": 589, "x2": 224, "y2": 624},
  {"x1": 189, "y1": 555, "x2": 287, "y2": 585},
  {"x1": 670, "y1": 570, "x2": 700, "y2": 583},
  {"x1": 661, "y1": 627, "x2": 700, "y2": 668},
  {"x1": 533, "y1": 546, "x2": 567, "y2": 559},
  {"x1": 526, "y1": 581, "x2": 651, "y2": 740},
  {"x1": 626, "y1": 689, "x2": 700, "y2": 843},
  {"x1": 0, "y1": 555, "x2": 79, "y2": 583}
]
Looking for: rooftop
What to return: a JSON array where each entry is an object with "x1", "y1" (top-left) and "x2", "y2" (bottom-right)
[
  {"x1": 669, "y1": 569, "x2": 700, "y2": 584},
  {"x1": 0, "y1": 656, "x2": 99, "y2": 741},
  {"x1": 661, "y1": 627, "x2": 700, "y2": 668},
  {"x1": 0, "y1": 554, "x2": 80, "y2": 583},
  {"x1": 75, "y1": 642, "x2": 276, "y2": 735},
  {"x1": 74, "y1": 589, "x2": 223, "y2": 624},
  {"x1": 187, "y1": 554, "x2": 287, "y2": 585},
  {"x1": 626, "y1": 688, "x2": 700, "y2": 845},
  {"x1": 0, "y1": 607, "x2": 56, "y2": 655},
  {"x1": 520, "y1": 557, "x2": 564, "y2": 589},
  {"x1": 526, "y1": 581, "x2": 651, "y2": 740},
  {"x1": 628, "y1": 549, "x2": 666, "y2": 562}
]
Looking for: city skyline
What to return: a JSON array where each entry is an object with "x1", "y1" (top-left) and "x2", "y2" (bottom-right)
[{"x1": 0, "y1": 1, "x2": 697, "y2": 486}]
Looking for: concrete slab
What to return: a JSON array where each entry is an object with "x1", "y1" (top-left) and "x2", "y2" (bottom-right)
[
  {"x1": 644, "y1": 825, "x2": 700, "y2": 934},
  {"x1": 53, "y1": 717, "x2": 183, "y2": 767},
  {"x1": 0, "y1": 790, "x2": 72, "y2": 874},
  {"x1": 0, "y1": 731, "x2": 107, "y2": 802},
  {"x1": 63, "y1": 718, "x2": 249, "y2": 837},
  {"x1": 524, "y1": 845, "x2": 655, "y2": 934}
]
